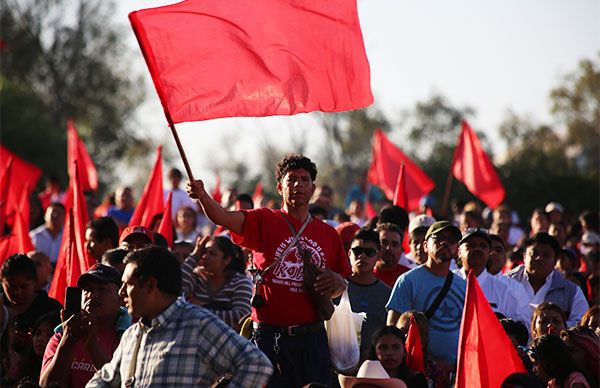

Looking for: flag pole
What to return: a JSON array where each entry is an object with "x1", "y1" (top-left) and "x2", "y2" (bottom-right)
[
  {"x1": 440, "y1": 167, "x2": 453, "y2": 219},
  {"x1": 165, "y1": 113, "x2": 195, "y2": 182}
]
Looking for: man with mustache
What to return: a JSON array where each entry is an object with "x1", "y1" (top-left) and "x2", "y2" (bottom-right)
[
  {"x1": 40, "y1": 264, "x2": 131, "y2": 388},
  {"x1": 386, "y1": 221, "x2": 466, "y2": 366}
]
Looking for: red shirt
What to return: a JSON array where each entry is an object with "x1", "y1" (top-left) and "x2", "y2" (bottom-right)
[
  {"x1": 373, "y1": 264, "x2": 410, "y2": 287},
  {"x1": 232, "y1": 208, "x2": 351, "y2": 326}
]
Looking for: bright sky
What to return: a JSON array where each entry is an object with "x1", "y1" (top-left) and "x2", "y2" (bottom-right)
[{"x1": 118, "y1": 0, "x2": 600, "y2": 187}]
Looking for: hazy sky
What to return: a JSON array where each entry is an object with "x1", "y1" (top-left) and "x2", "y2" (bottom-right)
[{"x1": 118, "y1": 0, "x2": 599, "y2": 186}]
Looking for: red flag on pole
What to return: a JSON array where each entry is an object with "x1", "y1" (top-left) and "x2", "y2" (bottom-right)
[
  {"x1": 128, "y1": 0, "x2": 372, "y2": 124},
  {"x1": 211, "y1": 175, "x2": 222, "y2": 205},
  {"x1": 252, "y1": 182, "x2": 263, "y2": 208},
  {"x1": 129, "y1": 146, "x2": 164, "y2": 228},
  {"x1": 364, "y1": 194, "x2": 377, "y2": 220},
  {"x1": 451, "y1": 120, "x2": 505, "y2": 209},
  {"x1": 0, "y1": 157, "x2": 13, "y2": 237},
  {"x1": 0, "y1": 186, "x2": 35, "y2": 265},
  {"x1": 67, "y1": 120, "x2": 98, "y2": 191},
  {"x1": 157, "y1": 191, "x2": 173, "y2": 247},
  {"x1": 49, "y1": 161, "x2": 94, "y2": 304},
  {"x1": 367, "y1": 129, "x2": 435, "y2": 212},
  {"x1": 405, "y1": 316, "x2": 425, "y2": 373},
  {"x1": 393, "y1": 163, "x2": 408, "y2": 209},
  {"x1": 455, "y1": 270, "x2": 526, "y2": 388}
]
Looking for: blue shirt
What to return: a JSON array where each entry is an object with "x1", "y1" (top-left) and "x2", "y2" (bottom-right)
[{"x1": 386, "y1": 265, "x2": 466, "y2": 364}]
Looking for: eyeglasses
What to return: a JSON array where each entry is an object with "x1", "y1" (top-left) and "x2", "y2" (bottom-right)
[
  {"x1": 429, "y1": 234, "x2": 458, "y2": 244},
  {"x1": 351, "y1": 246, "x2": 378, "y2": 257}
]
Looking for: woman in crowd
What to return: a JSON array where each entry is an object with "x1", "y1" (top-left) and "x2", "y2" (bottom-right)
[
  {"x1": 181, "y1": 236, "x2": 252, "y2": 329},
  {"x1": 368, "y1": 326, "x2": 427, "y2": 388},
  {"x1": 560, "y1": 327, "x2": 599, "y2": 387},
  {"x1": 530, "y1": 334, "x2": 590, "y2": 387},
  {"x1": 579, "y1": 305, "x2": 599, "y2": 336},
  {"x1": 174, "y1": 206, "x2": 200, "y2": 243},
  {"x1": 530, "y1": 302, "x2": 566, "y2": 341}
]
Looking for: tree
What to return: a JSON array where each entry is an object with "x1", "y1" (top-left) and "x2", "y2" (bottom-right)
[{"x1": 0, "y1": 0, "x2": 148, "y2": 189}]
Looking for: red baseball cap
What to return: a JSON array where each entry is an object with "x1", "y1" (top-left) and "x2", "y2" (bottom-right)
[
  {"x1": 335, "y1": 222, "x2": 361, "y2": 246},
  {"x1": 119, "y1": 225, "x2": 154, "y2": 245}
]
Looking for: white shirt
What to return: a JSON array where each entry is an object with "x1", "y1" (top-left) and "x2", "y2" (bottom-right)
[
  {"x1": 165, "y1": 188, "x2": 198, "y2": 219},
  {"x1": 456, "y1": 269, "x2": 531, "y2": 325},
  {"x1": 30, "y1": 225, "x2": 63, "y2": 264},
  {"x1": 399, "y1": 252, "x2": 416, "y2": 269}
]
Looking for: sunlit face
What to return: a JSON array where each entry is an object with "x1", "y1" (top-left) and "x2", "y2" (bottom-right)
[
  {"x1": 2, "y1": 274, "x2": 35, "y2": 307},
  {"x1": 533, "y1": 309, "x2": 565, "y2": 339},
  {"x1": 176, "y1": 208, "x2": 196, "y2": 232},
  {"x1": 424, "y1": 229, "x2": 458, "y2": 264},
  {"x1": 81, "y1": 278, "x2": 120, "y2": 318},
  {"x1": 531, "y1": 212, "x2": 549, "y2": 234},
  {"x1": 524, "y1": 243, "x2": 556, "y2": 280},
  {"x1": 409, "y1": 232, "x2": 428, "y2": 265},
  {"x1": 375, "y1": 334, "x2": 405, "y2": 373},
  {"x1": 458, "y1": 235, "x2": 490, "y2": 275},
  {"x1": 115, "y1": 187, "x2": 133, "y2": 210},
  {"x1": 119, "y1": 263, "x2": 149, "y2": 318},
  {"x1": 349, "y1": 239, "x2": 379, "y2": 275},
  {"x1": 487, "y1": 239, "x2": 506, "y2": 275},
  {"x1": 277, "y1": 169, "x2": 315, "y2": 208},
  {"x1": 44, "y1": 205, "x2": 65, "y2": 230},
  {"x1": 85, "y1": 228, "x2": 113, "y2": 261},
  {"x1": 198, "y1": 239, "x2": 230, "y2": 277},
  {"x1": 121, "y1": 235, "x2": 152, "y2": 252},
  {"x1": 379, "y1": 230, "x2": 403, "y2": 266}
]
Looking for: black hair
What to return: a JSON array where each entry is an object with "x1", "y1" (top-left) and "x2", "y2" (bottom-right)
[
  {"x1": 236, "y1": 193, "x2": 253, "y2": 208},
  {"x1": 87, "y1": 216, "x2": 119, "y2": 247},
  {"x1": 168, "y1": 168, "x2": 182, "y2": 180},
  {"x1": 530, "y1": 334, "x2": 578, "y2": 386},
  {"x1": 353, "y1": 228, "x2": 380, "y2": 249},
  {"x1": 409, "y1": 226, "x2": 429, "y2": 241},
  {"x1": 1, "y1": 254, "x2": 37, "y2": 281},
  {"x1": 275, "y1": 154, "x2": 317, "y2": 183},
  {"x1": 153, "y1": 232, "x2": 168, "y2": 248},
  {"x1": 500, "y1": 318, "x2": 529, "y2": 347},
  {"x1": 368, "y1": 326, "x2": 410, "y2": 379},
  {"x1": 376, "y1": 222, "x2": 403, "y2": 243},
  {"x1": 378, "y1": 206, "x2": 409, "y2": 232},
  {"x1": 33, "y1": 311, "x2": 61, "y2": 333},
  {"x1": 524, "y1": 232, "x2": 560, "y2": 256},
  {"x1": 309, "y1": 205, "x2": 328, "y2": 219},
  {"x1": 47, "y1": 202, "x2": 65, "y2": 213},
  {"x1": 101, "y1": 248, "x2": 128, "y2": 268},
  {"x1": 580, "y1": 210, "x2": 599, "y2": 231},
  {"x1": 213, "y1": 236, "x2": 246, "y2": 274},
  {"x1": 489, "y1": 233, "x2": 506, "y2": 248},
  {"x1": 124, "y1": 246, "x2": 182, "y2": 296}
]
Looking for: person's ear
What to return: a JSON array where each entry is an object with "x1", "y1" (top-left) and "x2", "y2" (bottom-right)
[
  {"x1": 276, "y1": 181, "x2": 283, "y2": 195},
  {"x1": 145, "y1": 277, "x2": 158, "y2": 293}
]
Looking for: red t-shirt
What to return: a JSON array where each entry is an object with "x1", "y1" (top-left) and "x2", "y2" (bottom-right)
[
  {"x1": 41, "y1": 329, "x2": 119, "y2": 388},
  {"x1": 373, "y1": 264, "x2": 410, "y2": 287},
  {"x1": 232, "y1": 208, "x2": 351, "y2": 326}
]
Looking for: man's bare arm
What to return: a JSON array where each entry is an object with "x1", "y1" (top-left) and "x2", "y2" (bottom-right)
[
  {"x1": 186, "y1": 180, "x2": 245, "y2": 235},
  {"x1": 387, "y1": 309, "x2": 402, "y2": 326}
]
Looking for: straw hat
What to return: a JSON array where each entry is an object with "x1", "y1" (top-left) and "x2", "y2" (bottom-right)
[{"x1": 339, "y1": 360, "x2": 407, "y2": 388}]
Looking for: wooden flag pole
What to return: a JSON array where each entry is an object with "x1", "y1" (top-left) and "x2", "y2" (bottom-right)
[
  {"x1": 165, "y1": 114, "x2": 195, "y2": 182},
  {"x1": 440, "y1": 167, "x2": 453, "y2": 219}
]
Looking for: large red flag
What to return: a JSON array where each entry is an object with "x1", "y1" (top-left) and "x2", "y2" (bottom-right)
[
  {"x1": 129, "y1": 146, "x2": 164, "y2": 228},
  {"x1": 129, "y1": 0, "x2": 372, "y2": 124},
  {"x1": 157, "y1": 191, "x2": 173, "y2": 248},
  {"x1": 67, "y1": 120, "x2": 98, "y2": 191},
  {"x1": 393, "y1": 163, "x2": 408, "y2": 209},
  {"x1": 0, "y1": 157, "x2": 13, "y2": 237},
  {"x1": 456, "y1": 271, "x2": 526, "y2": 388},
  {"x1": 367, "y1": 129, "x2": 435, "y2": 212},
  {"x1": 0, "y1": 186, "x2": 35, "y2": 265},
  {"x1": 405, "y1": 316, "x2": 425, "y2": 373},
  {"x1": 451, "y1": 121, "x2": 505, "y2": 209},
  {"x1": 49, "y1": 161, "x2": 94, "y2": 304}
]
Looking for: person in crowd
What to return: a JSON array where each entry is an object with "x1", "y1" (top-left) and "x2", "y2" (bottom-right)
[
  {"x1": 181, "y1": 236, "x2": 252, "y2": 329},
  {"x1": 549, "y1": 223, "x2": 568, "y2": 248},
  {"x1": 406, "y1": 215, "x2": 435, "y2": 266},
  {"x1": 367, "y1": 326, "x2": 427, "y2": 388},
  {"x1": 545, "y1": 202, "x2": 564, "y2": 225},
  {"x1": 560, "y1": 327, "x2": 599, "y2": 387},
  {"x1": 579, "y1": 210, "x2": 599, "y2": 235},
  {"x1": 508, "y1": 233, "x2": 589, "y2": 327},
  {"x1": 580, "y1": 232, "x2": 599, "y2": 257},
  {"x1": 344, "y1": 228, "x2": 391, "y2": 362},
  {"x1": 339, "y1": 359, "x2": 407, "y2": 388},
  {"x1": 165, "y1": 167, "x2": 198, "y2": 220},
  {"x1": 107, "y1": 186, "x2": 135, "y2": 228},
  {"x1": 456, "y1": 228, "x2": 530, "y2": 324},
  {"x1": 29, "y1": 203, "x2": 65, "y2": 265},
  {"x1": 530, "y1": 208, "x2": 550, "y2": 235},
  {"x1": 26, "y1": 252, "x2": 52, "y2": 291},
  {"x1": 40, "y1": 264, "x2": 131, "y2": 388},
  {"x1": 387, "y1": 221, "x2": 466, "y2": 366},
  {"x1": 118, "y1": 225, "x2": 153, "y2": 252},
  {"x1": 18, "y1": 311, "x2": 61, "y2": 384},
  {"x1": 347, "y1": 199, "x2": 367, "y2": 227},
  {"x1": 100, "y1": 248, "x2": 128, "y2": 274},
  {"x1": 84, "y1": 217, "x2": 119, "y2": 262},
  {"x1": 187, "y1": 153, "x2": 349, "y2": 387},
  {"x1": 335, "y1": 221, "x2": 361, "y2": 254},
  {"x1": 530, "y1": 334, "x2": 591, "y2": 388},
  {"x1": 500, "y1": 318, "x2": 535, "y2": 375},
  {"x1": 487, "y1": 234, "x2": 507, "y2": 276},
  {"x1": 174, "y1": 206, "x2": 200, "y2": 243},
  {"x1": 530, "y1": 302, "x2": 567, "y2": 341},
  {"x1": 37, "y1": 175, "x2": 65, "y2": 211},
  {"x1": 171, "y1": 241, "x2": 194, "y2": 264},
  {"x1": 87, "y1": 246, "x2": 273, "y2": 387},
  {"x1": 458, "y1": 210, "x2": 483, "y2": 233},
  {"x1": 374, "y1": 223, "x2": 410, "y2": 287},
  {"x1": 235, "y1": 193, "x2": 254, "y2": 211},
  {"x1": 555, "y1": 249, "x2": 587, "y2": 291},
  {"x1": 579, "y1": 305, "x2": 599, "y2": 336},
  {"x1": 311, "y1": 184, "x2": 343, "y2": 220},
  {"x1": 490, "y1": 205, "x2": 525, "y2": 250}
]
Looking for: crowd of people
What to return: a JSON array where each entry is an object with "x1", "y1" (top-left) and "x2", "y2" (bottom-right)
[{"x1": 1, "y1": 153, "x2": 599, "y2": 387}]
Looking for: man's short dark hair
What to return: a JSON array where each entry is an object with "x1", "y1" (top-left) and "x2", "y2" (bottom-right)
[
  {"x1": 168, "y1": 168, "x2": 182, "y2": 180},
  {"x1": 236, "y1": 193, "x2": 254, "y2": 209},
  {"x1": 87, "y1": 217, "x2": 119, "y2": 247},
  {"x1": 1, "y1": 254, "x2": 37, "y2": 281},
  {"x1": 101, "y1": 248, "x2": 128, "y2": 267},
  {"x1": 377, "y1": 206, "x2": 409, "y2": 232},
  {"x1": 376, "y1": 222, "x2": 402, "y2": 237},
  {"x1": 275, "y1": 154, "x2": 317, "y2": 183},
  {"x1": 524, "y1": 232, "x2": 560, "y2": 256},
  {"x1": 353, "y1": 228, "x2": 380, "y2": 249},
  {"x1": 48, "y1": 202, "x2": 66, "y2": 213},
  {"x1": 124, "y1": 246, "x2": 182, "y2": 296},
  {"x1": 500, "y1": 318, "x2": 529, "y2": 347},
  {"x1": 409, "y1": 227, "x2": 429, "y2": 241},
  {"x1": 489, "y1": 234, "x2": 505, "y2": 248}
]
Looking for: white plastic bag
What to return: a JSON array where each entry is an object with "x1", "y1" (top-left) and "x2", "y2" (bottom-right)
[{"x1": 325, "y1": 289, "x2": 366, "y2": 372}]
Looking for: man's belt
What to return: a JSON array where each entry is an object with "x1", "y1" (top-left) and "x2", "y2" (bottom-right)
[{"x1": 252, "y1": 321, "x2": 324, "y2": 336}]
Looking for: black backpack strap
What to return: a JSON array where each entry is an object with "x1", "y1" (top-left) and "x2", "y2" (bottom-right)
[{"x1": 425, "y1": 272, "x2": 454, "y2": 320}]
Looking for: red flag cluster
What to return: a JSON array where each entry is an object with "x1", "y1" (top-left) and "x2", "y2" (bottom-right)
[
  {"x1": 129, "y1": 146, "x2": 164, "y2": 228},
  {"x1": 129, "y1": 0, "x2": 372, "y2": 124},
  {"x1": 67, "y1": 120, "x2": 98, "y2": 191}
]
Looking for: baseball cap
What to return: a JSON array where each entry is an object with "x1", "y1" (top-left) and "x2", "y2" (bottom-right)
[
  {"x1": 545, "y1": 202, "x2": 564, "y2": 214},
  {"x1": 408, "y1": 215, "x2": 436, "y2": 234},
  {"x1": 582, "y1": 231, "x2": 600, "y2": 245},
  {"x1": 77, "y1": 263, "x2": 122, "y2": 288},
  {"x1": 119, "y1": 225, "x2": 154, "y2": 245},
  {"x1": 335, "y1": 222, "x2": 361, "y2": 246},
  {"x1": 459, "y1": 228, "x2": 492, "y2": 245},
  {"x1": 424, "y1": 221, "x2": 462, "y2": 242}
]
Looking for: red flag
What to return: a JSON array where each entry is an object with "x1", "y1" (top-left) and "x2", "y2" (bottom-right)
[
  {"x1": 157, "y1": 191, "x2": 173, "y2": 247},
  {"x1": 0, "y1": 157, "x2": 13, "y2": 237},
  {"x1": 0, "y1": 145, "x2": 42, "y2": 228},
  {"x1": 451, "y1": 120, "x2": 505, "y2": 208},
  {"x1": 49, "y1": 161, "x2": 94, "y2": 304},
  {"x1": 252, "y1": 182, "x2": 263, "y2": 208},
  {"x1": 67, "y1": 120, "x2": 98, "y2": 191},
  {"x1": 405, "y1": 316, "x2": 425, "y2": 373},
  {"x1": 129, "y1": 0, "x2": 372, "y2": 124},
  {"x1": 211, "y1": 175, "x2": 222, "y2": 205},
  {"x1": 0, "y1": 186, "x2": 35, "y2": 265},
  {"x1": 129, "y1": 146, "x2": 164, "y2": 228},
  {"x1": 456, "y1": 270, "x2": 526, "y2": 388},
  {"x1": 393, "y1": 163, "x2": 408, "y2": 209},
  {"x1": 364, "y1": 194, "x2": 377, "y2": 220},
  {"x1": 367, "y1": 129, "x2": 435, "y2": 211}
]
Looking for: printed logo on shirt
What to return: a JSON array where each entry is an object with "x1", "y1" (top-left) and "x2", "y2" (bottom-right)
[
  {"x1": 272, "y1": 236, "x2": 325, "y2": 293},
  {"x1": 71, "y1": 360, "x2": 97, "y2": 373}
]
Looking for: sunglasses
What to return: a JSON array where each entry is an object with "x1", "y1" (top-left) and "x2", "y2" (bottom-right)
[
  {"x1": 429, "y1": 234, "x2": 458, "y2": 244},
  {"x1": 351, "y1": 246, "x2": 378, "y2": 257}
]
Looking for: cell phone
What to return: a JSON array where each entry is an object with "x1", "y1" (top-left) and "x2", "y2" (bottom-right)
[{"x1": 64, "y1": 287, "x2": 82, "y2": 321}]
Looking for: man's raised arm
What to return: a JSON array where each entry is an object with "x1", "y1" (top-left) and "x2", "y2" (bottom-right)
[{"x1": 186, "y1": 179, "x2": 245, "y2": 235}]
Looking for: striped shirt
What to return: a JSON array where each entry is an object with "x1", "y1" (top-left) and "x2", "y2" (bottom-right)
[
  {"x1": 181, "y1": 256, "x2": 252, "y2": 328},
  {"x1": 85, "y1": 298, "x2": 272, "y2": 387}
]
